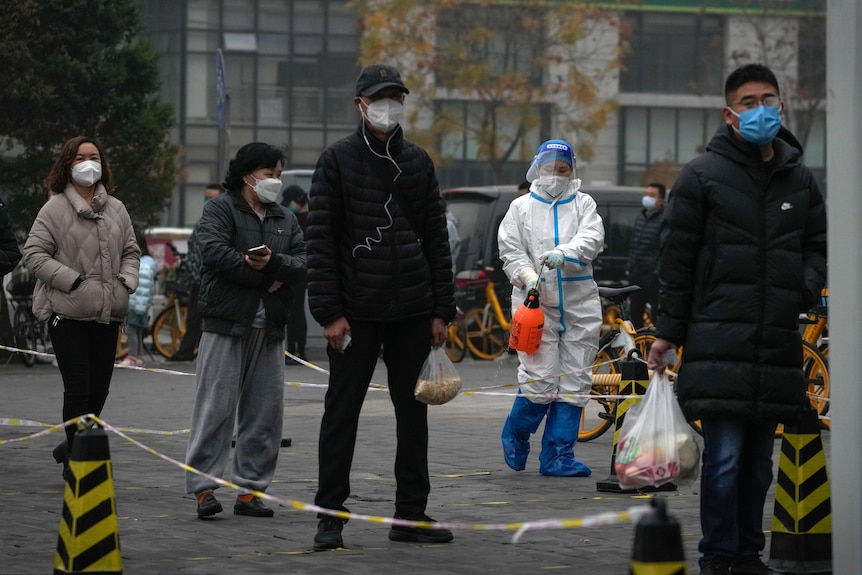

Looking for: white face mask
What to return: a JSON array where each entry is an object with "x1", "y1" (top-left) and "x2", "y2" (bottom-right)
[
  {"x1": 360, "y1": 98, "x2": 403, "y2": 132},
  {"x1": 535, "y1": 175, "x2": 571, "y2": 198},
  {"x1": 71, "y1": 160, "x2": 102, "y2": 187},
  {"x1": 248, "y1": 176, "x2": 282, "y2": 203}
]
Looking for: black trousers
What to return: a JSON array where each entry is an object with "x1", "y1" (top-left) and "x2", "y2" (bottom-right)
[
  {"x1": 629, "y1": 271, "x2": 659, "y2": 330},
  {"x1": 315, "y1": 318, "x2": 432, "y2": 519},
  {"x1": 48, "y1": 317, "x2": 119, "y2": 448}
]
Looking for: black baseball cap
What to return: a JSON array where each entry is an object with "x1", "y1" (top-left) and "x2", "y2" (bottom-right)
[{"x1": 355, "y1": 64, "x2": 410, "y2": 97}]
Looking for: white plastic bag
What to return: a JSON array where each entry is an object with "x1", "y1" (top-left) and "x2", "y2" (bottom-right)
[
  {"x1": 414, "y1": 347, "x2": 462, "y2": 405},
  {"x1": 614, "y1": 370, "x2": 700, "y2": 490}
]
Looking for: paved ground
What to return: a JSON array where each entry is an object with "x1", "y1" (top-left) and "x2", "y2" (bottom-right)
[{"x1": 0, "y1": 350, "x2": 829, "y2": 574}]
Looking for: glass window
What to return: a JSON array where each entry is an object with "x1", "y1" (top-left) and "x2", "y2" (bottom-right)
[
  {"x1": 436, "y1": 5, "x2": 540, "y2": 87},
  {"x1": 620, "y1": 12, "x2": 724, "y2": 95},
  {"x1": 259, "y1": 0, "x2": 290, "y2": 32},
  {"x1": 295, "y1": 0, "x2": 324, "y2": 34},
  {"x1": 798, "y1": 18, "x2": 826, "y2": 100},
  {"x1": 224, "y1": 32, "x2": 257, "y2": 52},
  {"x1": 620, "y1": 106, "x2": 720, "y2": 186},
  {"x1": 223, "y1": 0, "x2": 255, "y2": 30}
]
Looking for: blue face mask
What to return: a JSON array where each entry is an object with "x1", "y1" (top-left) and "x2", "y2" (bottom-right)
[
  {"x1": 642, "y1": 196, "x2": 656, "y2": 210},
  {"x1": 730, "y1": 105, "x2": 781, "y2": 145}
]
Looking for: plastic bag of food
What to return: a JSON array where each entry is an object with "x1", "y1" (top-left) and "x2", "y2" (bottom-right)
[
  {"x1": 614, "y1": 370, "x2": 700, "y2": 489},
  {"x1": 414, "y1": 347, "x2": 463, "y2": 405}
]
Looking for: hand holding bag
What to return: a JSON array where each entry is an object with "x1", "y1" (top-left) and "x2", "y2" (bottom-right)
[
  {"x1": 414, "y1": 347, "x2": 462, "y2": 405},
  {"x1": 614, "y1": 370, "x2": 700, "y2": 490}
]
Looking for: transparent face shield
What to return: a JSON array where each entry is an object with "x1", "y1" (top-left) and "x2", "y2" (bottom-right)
[{"x1": 525, "y1": 149, "x2": 576, "y2": 182}]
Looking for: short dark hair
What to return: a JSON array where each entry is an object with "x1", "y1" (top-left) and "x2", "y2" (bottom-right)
[
  {"x1": 223, "y1": 143, "x2": 286, "y2": 192},
  {"x1": 206, "y1": 183, "x2": 222, "y2": 192},
  {"x1": 647, "y1": 182, "x2": 666, "y2": 199},
  {"x1": 518, "y1": 180, "x2": 531, "y2": 190},
  {"x1": 724, "y1": 64, "x2": 780, "y2": 104}
]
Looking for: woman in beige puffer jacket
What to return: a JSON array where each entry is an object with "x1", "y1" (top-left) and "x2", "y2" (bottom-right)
[{"x1": 23, "y1": 136, "x2": 139, "y2": 477}]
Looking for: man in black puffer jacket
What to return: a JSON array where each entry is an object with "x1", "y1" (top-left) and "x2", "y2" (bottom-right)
[
  {"x1": 647, "y1": 64, "x2": 827, "y2": 575},
  {"x1": 307, "y1": 64, "x2": 456, "y2": 551},
  {"x1": 625, "y1": 182, "x2": 666, "y2": 328}
]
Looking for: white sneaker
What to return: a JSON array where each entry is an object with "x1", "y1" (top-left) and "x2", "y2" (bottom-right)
[{"x1": 119, "y1": 355, "x2": 143, "y2": 367}]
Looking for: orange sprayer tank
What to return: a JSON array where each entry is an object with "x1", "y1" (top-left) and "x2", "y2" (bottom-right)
[{"x1": 509, "y1": 288, "x2": 544, "y2": 355}]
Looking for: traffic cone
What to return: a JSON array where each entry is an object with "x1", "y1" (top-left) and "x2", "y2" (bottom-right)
[
  {"x1": 597, "y1": 355, "x2": 675, "y2": 493},
  {"x1": 629, "y1": 496, "x2": 687, "y2": 574},
  {"x1": 54, "y1": 426, "x2": 122, "y2": 574},
  {"x1": 768, "y1": 408, "x2": 832, "y2": 574}
]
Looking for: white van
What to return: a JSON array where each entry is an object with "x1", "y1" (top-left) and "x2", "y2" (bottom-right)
[{"x1": 278, "y1": 169, "x2": 314, "y2": 205}]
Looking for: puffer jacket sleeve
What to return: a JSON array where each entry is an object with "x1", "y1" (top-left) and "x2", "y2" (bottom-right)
[
  {"x1": 415, "y1": 159, "x2": 455, "y2": 323},
  {"x1": 655, "y1": 165, "x2": 706, "y2": 346},
  {"x1": 24, "y1": 199, "x2": 80, "y2": 294},
  {"x1": 800, "y1": 177, "x2": 827, "y2": 311},
  {"x1": 262, "y1": 212, "x2": 306, "y2": 283},
  {"x1": 306, "y1": 147, "x2": 345, "y2": 326},
  {"x1": 117, "y1": 203, "x2": 139, "y2": 294}
]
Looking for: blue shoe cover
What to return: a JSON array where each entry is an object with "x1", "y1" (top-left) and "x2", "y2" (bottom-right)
[
  {"x1": 538, "y1": 402, "x2": 592, "y2": 477},
  {"x1": 501, "y1": 394, "x2": 549, "y2": 471}
]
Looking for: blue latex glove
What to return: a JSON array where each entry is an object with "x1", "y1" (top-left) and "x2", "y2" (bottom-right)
[{"x1": 539, "y1": 250, "x2": 565, "y2": 270}]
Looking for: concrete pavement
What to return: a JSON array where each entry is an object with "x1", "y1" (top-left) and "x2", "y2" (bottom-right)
[{"x1": 0, "y1": 351, "x2": 824, "y2": 574}]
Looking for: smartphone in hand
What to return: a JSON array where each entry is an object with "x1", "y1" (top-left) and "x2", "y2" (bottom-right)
[{"x1": 246, "y1": 244, "x2": 268, "y2": 256}]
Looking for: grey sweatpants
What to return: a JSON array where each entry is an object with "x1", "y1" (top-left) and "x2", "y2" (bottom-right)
[{"x1": 185, "y1": 329, "x2": 285, "y2": 496}]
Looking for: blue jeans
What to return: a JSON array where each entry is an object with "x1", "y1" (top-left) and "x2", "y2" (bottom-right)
[{"x1": 698, "y1": 418, "x2": 776, "y2": 568}]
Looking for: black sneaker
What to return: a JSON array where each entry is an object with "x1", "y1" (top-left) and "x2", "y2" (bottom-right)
[
  {"x1": 730, "y1": 555, "x2": 769, "y2": 575},
  {"x1": 233, "y1": 496, "x2": 274, "y2": 517},
  {"x1": 196, "y1": 492, "x2": 223, "y2": 518},
  {"x1": 167, "y1": 351, "x2": 195, "y2": 362},
  {"x1": 701, "y1": 558, "x2": 733, "y2": 575},
  {"x1": 389, "y1": 514, "x2": 454, "y2": 543},
  {"x1": 314, "y1": 517, "x2": 345, "y2": 551}
]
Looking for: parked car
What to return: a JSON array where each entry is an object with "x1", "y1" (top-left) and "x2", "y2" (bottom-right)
[{"x1": 442, "y1": 184, "x2": 645, "y2": 310}]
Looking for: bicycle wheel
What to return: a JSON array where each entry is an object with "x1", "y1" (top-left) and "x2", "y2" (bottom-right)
[
  {"x1": 464, "y1": 307, "x2": 507, "y2": 360},
  {"x1": 592, "y1": 348, "x2": 619, "y2": 375},
  {"x1": 152, "y1": 305, "x2": 187, "y2": 359},
  {"x1": 802, "y1": 340, "x2": 829, "y2": 420},
  {"x1": 444, "y1": 319, "x2": 467, "y2": 363},
  {"x1": 631, "y1": 328, "x2": 683, "y2": 373},
  {"x1": 13, "y1": 306, "x2": 37, "y2": 368},
  {"x1": 115, "y1": 328, "x2": 129, "y2": 360},
  {"x1": 579, "y1": 372, "x2": 619, "y2": 441}
]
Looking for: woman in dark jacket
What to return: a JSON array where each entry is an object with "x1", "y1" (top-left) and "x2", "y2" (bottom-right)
[{"x1": 184, "y1": 142, "x2": 306, "y2": 519}]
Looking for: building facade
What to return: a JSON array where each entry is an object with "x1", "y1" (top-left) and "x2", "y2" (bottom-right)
[{"x1": 138, "y1": 0, "x2": 826, "y2": 226}]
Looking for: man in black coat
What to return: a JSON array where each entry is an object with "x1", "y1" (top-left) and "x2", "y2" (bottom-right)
[
  {"x1": 647, "y1": 64, "x2": 827, "y2": 575},
  {"x1": 625, "y1": 182, "x2": 666, "y2": 328},
  {"x1": 306, "y1": 64, "x2": 456, "y2": 551}
]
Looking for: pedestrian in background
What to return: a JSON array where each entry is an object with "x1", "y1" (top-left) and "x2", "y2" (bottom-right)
[
  {"x1": 119, "y1": 232, "x2": 158, "y2": 367},
  {"x1": 185, "y1": 142, "x2": 306, "y2": 519},
  {"x1": 168, "y1": 183, "x2": 223, "y2": 362},
  {"x1": 497, "y1": 139, "x2": 604, "y2": 477},
  {"x1": 0, "y1": 199, "x2": 21, "y2": 279},
  {"x1": 307, "y1": 63, "x2": 456, "y2": 551},
  {"x1": 518, "y1": 180, "x2": 531, "y2": 196},
  {"x1": 280, "y1": 184, "x2": 309, "y2": 364},
  {"x1": 625, "y1": 182, "x2": 666, "y2": 329},
  {"x1": 647, "y1": 64, "x2": 827, "y2": 575},
  {"x1": 23, "y1": 136, "x2": 139, "y2": 479}
]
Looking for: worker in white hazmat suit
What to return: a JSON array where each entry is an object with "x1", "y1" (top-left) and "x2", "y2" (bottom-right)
[{"x1": 497, "y1": 139, "x2": 605, "y2": 476}]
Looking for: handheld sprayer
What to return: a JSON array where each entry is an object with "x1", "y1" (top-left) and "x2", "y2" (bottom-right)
[{"x1": 508, "y1": 262, "x2": 546, "y2": 355}]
